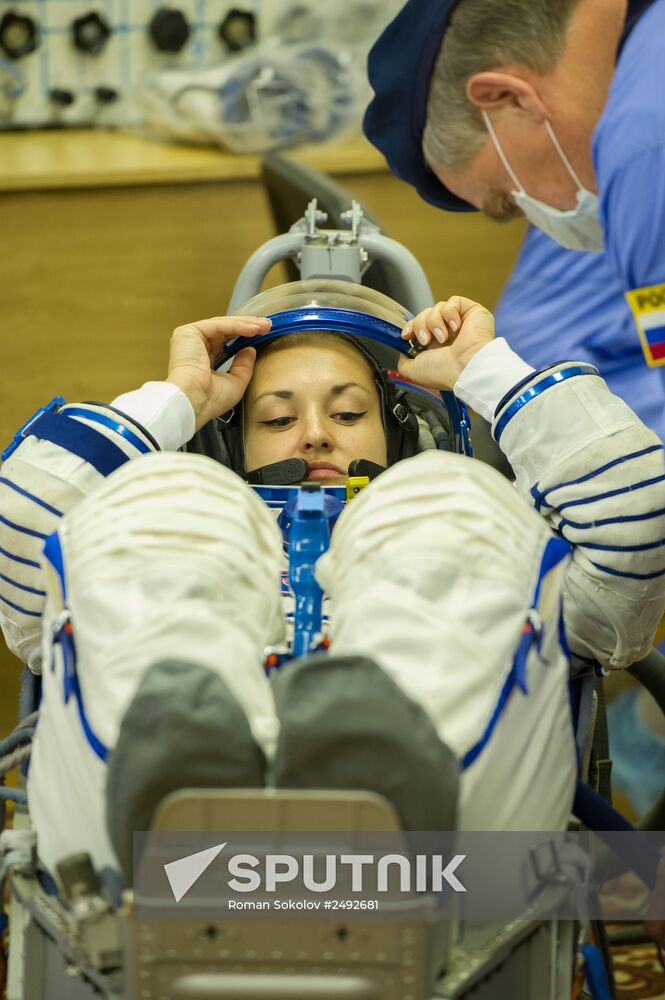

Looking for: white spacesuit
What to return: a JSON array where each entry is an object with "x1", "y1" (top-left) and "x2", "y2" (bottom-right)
[{"x1": 1, "y1": 282, "x2": 664, "y2": 882}]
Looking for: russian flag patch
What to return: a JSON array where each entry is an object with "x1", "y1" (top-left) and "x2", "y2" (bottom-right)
[{"x1": 626, "y1": 283, "x2": 665, "y2": 366}]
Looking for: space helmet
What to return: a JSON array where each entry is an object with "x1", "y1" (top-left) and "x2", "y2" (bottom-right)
[{"x1": 186, "y1": 279, "x2": 471, "y2": 482}]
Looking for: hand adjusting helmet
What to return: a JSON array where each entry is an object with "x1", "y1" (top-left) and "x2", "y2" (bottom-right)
[{"x1": 187, "y1": 279, "x2": 468, "y2": 482}]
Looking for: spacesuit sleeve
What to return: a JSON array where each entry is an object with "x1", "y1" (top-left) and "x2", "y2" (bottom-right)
[
  {"x1": 484, "y1": 360, "x2": 665, "y2": 669},
  {"x1": 0, "y1": 383, "x2": 193, "y2": 672}
]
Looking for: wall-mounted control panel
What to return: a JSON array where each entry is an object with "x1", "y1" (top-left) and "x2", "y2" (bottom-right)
[{"x1": 0, "y1": 1, "x2": 398, "y2": 129}]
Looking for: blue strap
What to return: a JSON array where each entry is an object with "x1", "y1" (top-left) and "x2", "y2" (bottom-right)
[
  {"x1": 581, "y1": 942, "x2": 613, "y2": 1000},
  {"x1": 21, "y1": 411, "x2": 130, "y2": 477},
  {"x1": 63, "y1": 407, "x2": 151, "y2": 455},
  {"x1": 461, "y1": 536, "x2": 571, "y2": 770},
  {"x1": 572, "y1": 781, "x2": 660, "y2": 889},
  {"x1": 494, "y1": 365, "x2": 600, "y2": 444}
]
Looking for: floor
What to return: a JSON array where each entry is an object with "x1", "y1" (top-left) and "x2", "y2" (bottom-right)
[{"x1": 613, "y1": 939, "x2": 665, "y2": 999}]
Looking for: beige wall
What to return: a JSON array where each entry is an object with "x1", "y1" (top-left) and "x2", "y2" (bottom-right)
[{"x1": 1, "y1": 173, "x2": 524, "y2": 447}]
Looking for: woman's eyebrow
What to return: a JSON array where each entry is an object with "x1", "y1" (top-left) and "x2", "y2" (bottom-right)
[
  {"x1": 330, "y1": 382, "x2": 370, "y2": 397},
  {"x1": 252, "y1": 382, "x2": 370, "y2": 403},
  {"x1": 252, "y1": 389, "x2": 294, "y2": 403}
]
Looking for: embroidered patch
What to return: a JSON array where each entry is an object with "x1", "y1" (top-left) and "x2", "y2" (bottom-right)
[{"x1": 625, "y1": 284, "x2": 665, "y2": 366}]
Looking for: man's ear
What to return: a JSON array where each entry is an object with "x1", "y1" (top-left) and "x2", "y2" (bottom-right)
[{"x1": 467, "y1": 72, "x2": 547, "y2": 120}]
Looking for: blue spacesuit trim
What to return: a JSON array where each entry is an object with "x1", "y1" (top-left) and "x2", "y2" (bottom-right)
[
  {"x1": 587, "y1": 560, "x2": 665, "y2": 581},
  {"x1": 0, "y1": 544, "x2": 40, "y2": 569},
  {"x1": 0, "y1": 512, "x2": 47, "y2": 540},
  {"x1": 530, "y1": 444, "x2": 663, "y2": 511},
  {"x1": 493, "y1": 365, "x2": 600, "y2": 444},
  {"x1": 553, "y1": 473, "x2": 665, "y2": 512},
  {"x1": 19, "y1": 412, "x2": 130, "y2": 478},
  {"x1": 43, "y1": 533, "x2": 66, "y2": 599},
  {"x1": 0, "y1": 478, "x2": 63, "y2": 518},
  {"x1": 581, "y1": 537, "x2": 665, "y2": 553},
  {"x1": 42, "y1": 532, "x2": 109, "y2": 763},
  {"x1": 0, "y1": 571, "x2": 45, "y2": 597},
  {"x1": 82, "y1": 402, "x2": 161, "y2": 452},
  {"x1": 530, "y1": 536, "x2": 571, "y2": 605},
  {"x1": 0, "y1": 593, "x2": 41, "y2": 617},
  {"x1": 68, "y1": 662, "x2": 109, "y2": 763},
  {"x1": 461, "y1": 663, "x2": 521, "y2": 771},
  {"x1": 558, "y1": 596, "x2": 571, "y2": 661},
  {"x1": 63, "y1": 408, "x2": 151, "y2": 455},
  {"x1": 559, "y1": 505, "x2": 665, "y2": 531},
  {"x1": 461, "y1": 536, "x2": 571, "y2": 771}
]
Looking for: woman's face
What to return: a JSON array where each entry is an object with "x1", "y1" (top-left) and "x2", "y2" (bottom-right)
[{"x1": 244, "y1": 339, "x2": 388, "y2": 484}]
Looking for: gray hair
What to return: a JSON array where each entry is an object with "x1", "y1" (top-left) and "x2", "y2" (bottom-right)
[{"x1": 422, "y1": 0, "x2": 581, "y2": 170}]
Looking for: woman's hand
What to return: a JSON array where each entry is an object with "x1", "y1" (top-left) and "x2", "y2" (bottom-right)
[
  {"x1": 166, "y1": 315, "x2": 271, "y2": 431},
  {"x1": 397, "y1": 296, "x2": 495, "y2": 391}
]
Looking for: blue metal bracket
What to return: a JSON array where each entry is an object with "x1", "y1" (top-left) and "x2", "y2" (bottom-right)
[
  {"x1": 288, "y1": 486, "x2": 331, "y2": 659},
  {"x1": 2, "y1": 396, "x2": 66, "y2": 463}
]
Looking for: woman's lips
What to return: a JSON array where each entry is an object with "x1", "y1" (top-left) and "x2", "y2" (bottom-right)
[{"x1": 305, "y1": 462, "x2": 345, "y2": 481}]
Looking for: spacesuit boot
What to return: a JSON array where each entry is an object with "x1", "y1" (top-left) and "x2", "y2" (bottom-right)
[
  {"x1": 272, "y1": 652, "x2": 459, "y2": 831},
  {"x1": 28, "y1": 452, "x2": 285, "y2": 879}
]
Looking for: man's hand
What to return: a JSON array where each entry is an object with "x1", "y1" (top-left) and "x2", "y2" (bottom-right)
[
  {"x1": 397, "y1": 296, "x2": 495, "y2": 390},
  {"x1": 166, "y1": 315, "x2": 271, "y2": 431}
]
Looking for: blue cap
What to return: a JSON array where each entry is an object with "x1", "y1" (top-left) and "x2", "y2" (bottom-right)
[{"x1": 363, "y1": 0, "x2": 475, "y2": 213}]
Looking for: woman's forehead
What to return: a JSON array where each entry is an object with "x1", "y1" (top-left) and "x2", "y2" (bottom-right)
[{"x1": 249, "y1": 339, "x2": 377, "y2": 395}]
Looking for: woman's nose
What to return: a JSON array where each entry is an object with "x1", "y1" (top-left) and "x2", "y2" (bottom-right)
[{"x1": 300, "y1": 415, "x2": 332, "y2": 452}]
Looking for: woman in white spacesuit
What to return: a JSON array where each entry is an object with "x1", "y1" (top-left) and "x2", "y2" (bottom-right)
[{"x1": 0, "y1": 285, "x2": 664, "y2": 902}]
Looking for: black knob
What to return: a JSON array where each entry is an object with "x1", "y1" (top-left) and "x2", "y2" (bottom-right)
[
  {"x1": 72, "y1": 12, "x2": 112, "y2": 55},
  {"x1": 149, "y1": 8, "x2": 190, "y2": 53},
  {"x1": 49, "y1": 88, "x2": 75, "y2": 107},
  {"x1": 0, "y1": 12, "x2": 38, "y2": 59},
  {"x1": 94, "y1": 85, "x2": 119, "y2": 104},
  {"x1": 218, "y1": 9, "x2": 256, "y2": 52}
]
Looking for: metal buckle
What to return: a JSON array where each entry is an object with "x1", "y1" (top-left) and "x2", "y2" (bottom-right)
[{"x1": 1, "y1": 395, "x2": 66, "y2": 462}]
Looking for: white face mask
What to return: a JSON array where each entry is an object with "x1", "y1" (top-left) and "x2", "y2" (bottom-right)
[{"x1": 482, "y1": 110, "x2": 603, "y2": 252}]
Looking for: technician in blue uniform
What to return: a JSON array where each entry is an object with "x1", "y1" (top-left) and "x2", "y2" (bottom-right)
[
  {"x1": 363, "y1": 0, "x2": 665, "y2": 939},
  {"x1": 363, "y1": 0, "x2": 665, "y2": 405},
  {"x1": 495, "y1": 231, "x2": 664, "y2": 441}
]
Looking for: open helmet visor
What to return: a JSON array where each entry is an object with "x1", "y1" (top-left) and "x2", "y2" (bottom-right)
[{"x1": 214, "y1": 280, "x2": 471, "y2": 473}]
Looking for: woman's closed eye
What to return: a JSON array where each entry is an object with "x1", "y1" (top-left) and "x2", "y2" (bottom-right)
[
  {"x1": 333, "y1": 410, "x2": 367, "y2": 423},
  {"x1": 258, "y1": 411, "x2": 368, "y2": 429},
  {"x1": 258, "y1": 416, "x2": 296, "y2": 429}
]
